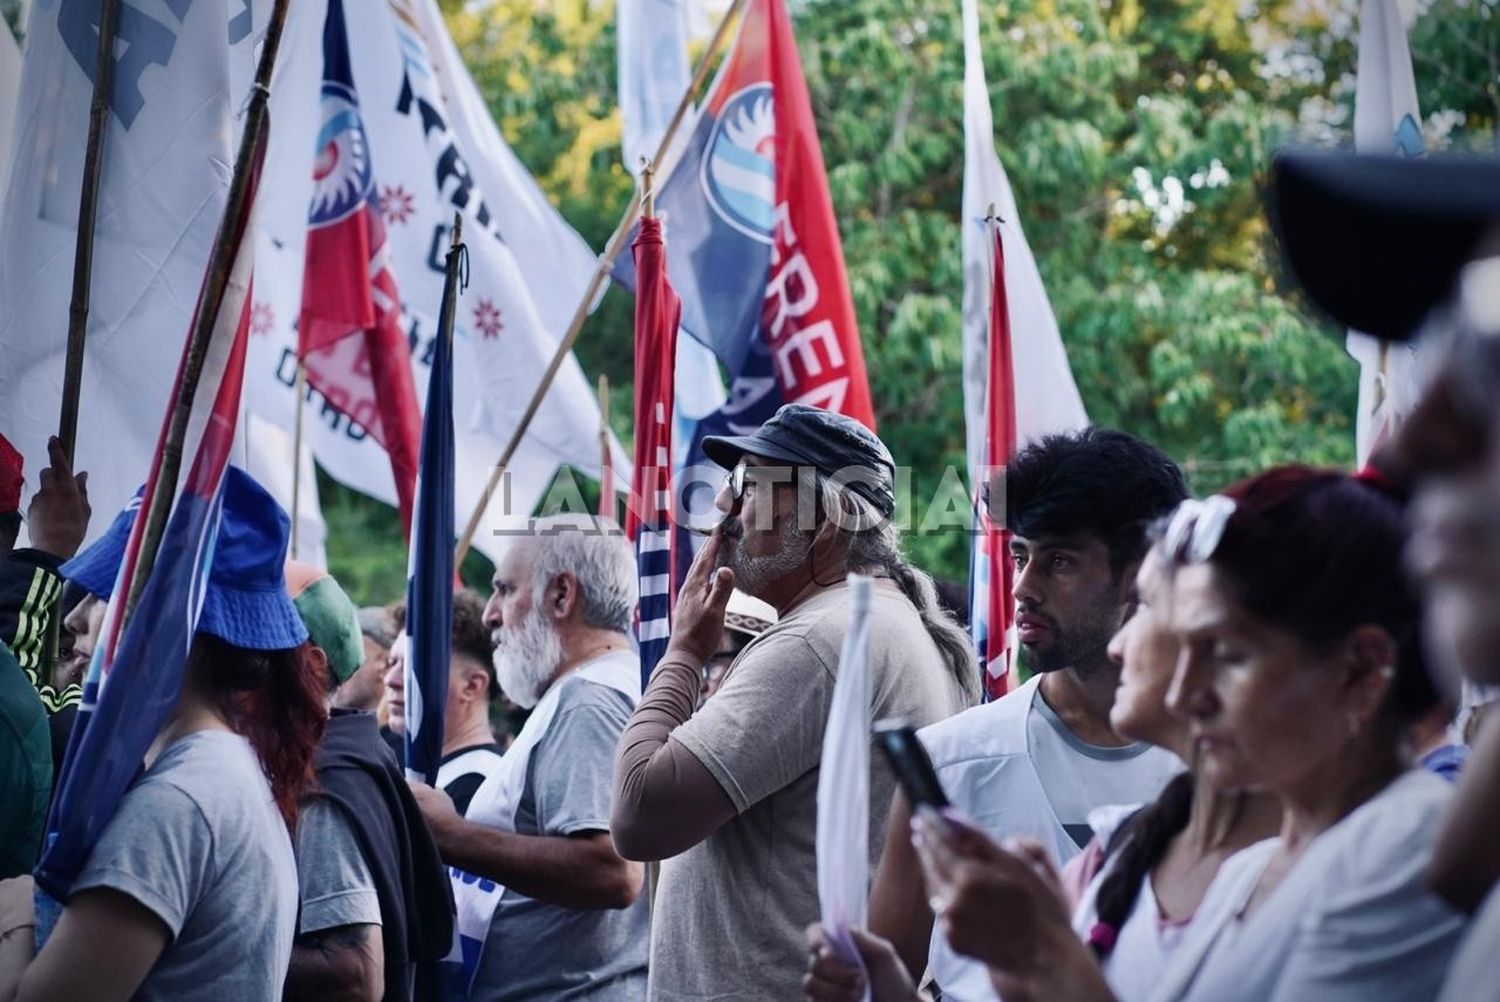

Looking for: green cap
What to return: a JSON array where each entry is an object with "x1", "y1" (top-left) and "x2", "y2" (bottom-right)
[{"x1": 286, "y1": 563, "x2": 364, "y2": 684}]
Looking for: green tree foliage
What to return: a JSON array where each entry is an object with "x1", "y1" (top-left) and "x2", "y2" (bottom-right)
[{"x1": 323, "y1": 0, "x2": 1498, "y2": 598}]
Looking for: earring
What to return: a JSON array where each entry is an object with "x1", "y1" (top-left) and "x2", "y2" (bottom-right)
[{"x1": 1347, "y1": 711, "x2": 1362, "y2": 738}]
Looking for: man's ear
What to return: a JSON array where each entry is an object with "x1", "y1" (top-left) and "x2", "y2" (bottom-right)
[
  {"x1": 548, "y1": 572, "x2": 579, "y2": 622},
  {"x1": 307, "y1": 645, "x2": 334, "y2": 691}
]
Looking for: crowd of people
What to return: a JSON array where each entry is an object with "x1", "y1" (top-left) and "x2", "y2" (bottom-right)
[{"x1": 0, "y1": 149, "x2": 1494, "y2": 1002}]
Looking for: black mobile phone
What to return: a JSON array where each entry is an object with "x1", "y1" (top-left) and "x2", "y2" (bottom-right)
[{"x1": 873, "y1": 719, "x2": 950, "y2": 810}]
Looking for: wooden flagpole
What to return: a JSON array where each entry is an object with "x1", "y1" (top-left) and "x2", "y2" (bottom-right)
[
  {"x1": 122, "y1": 0, "x2": 293, "y2": 619},
  {"x1": 290, "y1": 362, "x2": 308, "y2": 558},
  {"x1": 57, "y1": 0, "x2": 121, "y2": 462},
  {"x1": 453, "y1": 0, "x2": 749, "y2": 563}
]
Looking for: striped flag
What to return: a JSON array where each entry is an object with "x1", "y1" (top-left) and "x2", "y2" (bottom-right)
[
  {"x1": 972, "y1": 224, "x2": 1018, "y2": 699},
  {"x1": 961, "y1": 0, "x2": 1086, "y2": 699},
  {"x1": 626, "y1": 215, "x2": 680, "y2": 686},
  {"x1": 36, "y1": 111, "x2": 268, "y2": 901},
  {"x1": 1349, "y1": 0, "x2": 1425, "y2": 464},
  {"x1": 401, "y1": 237, "x2": 460, "y2": 784},
  {"x1": 299, "y1": 0, "x2": 423, "y2": 534}
]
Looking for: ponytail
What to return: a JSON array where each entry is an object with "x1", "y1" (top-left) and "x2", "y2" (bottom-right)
[{"x1": 1089, "y1": 772, "x2": 1195, "y2": 957}]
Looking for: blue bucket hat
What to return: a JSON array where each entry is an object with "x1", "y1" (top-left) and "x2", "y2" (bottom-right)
[
  {"x1": 60, "y1": 488, "x2": 145, "y2": 600},
  {"x1": 61, "y1": 468, "x2": 307, "y2": 651}
]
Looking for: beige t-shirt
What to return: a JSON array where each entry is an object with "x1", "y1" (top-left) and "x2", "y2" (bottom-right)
[{"x1": 648, "y1": 580, "x2": 968, "y2": 1001}]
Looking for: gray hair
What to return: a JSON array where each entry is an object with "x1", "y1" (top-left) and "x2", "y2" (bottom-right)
[
  {"x1": 525, "y1": 514, "x2": 637, "y2": 634},
  {"x1": 815, "y1": 475, "x2": 981, "y2": 705}
]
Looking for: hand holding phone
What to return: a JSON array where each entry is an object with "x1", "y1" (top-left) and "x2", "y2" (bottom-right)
[{"x1": 873, "y1": 719, "x2": 950, "y2": 810}]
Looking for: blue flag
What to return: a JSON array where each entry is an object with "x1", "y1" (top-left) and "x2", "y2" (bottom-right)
[{"x1": 402, "y1": 240, "x2": 459, "y2": 784}]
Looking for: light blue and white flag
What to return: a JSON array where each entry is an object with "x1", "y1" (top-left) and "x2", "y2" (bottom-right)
[
  {"x1": 0, "y1": 0, "x2": 266, "y2": 538},
  {"x1": 1349, "y1": 0, "x2": 1425, "y2": 464}
]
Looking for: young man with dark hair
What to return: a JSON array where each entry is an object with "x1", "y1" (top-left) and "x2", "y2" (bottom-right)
[
  {"x1": 868, "y1": 427, "x2": 1189, "y2": 1001},
  {"x1": 434, "y1": 589, "x2": 506, "y2": 815}
]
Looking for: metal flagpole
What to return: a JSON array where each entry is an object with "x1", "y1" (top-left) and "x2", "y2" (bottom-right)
[
  {"x1": 453, "y1": 0, "x2": 749, "y2": 563},
  {"x1": 123, "y1": 0, "x2": 293, "y2": 619}
]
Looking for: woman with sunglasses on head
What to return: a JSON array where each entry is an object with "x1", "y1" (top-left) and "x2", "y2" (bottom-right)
[
  {"x1": 804, "y1": 535, "x2": 1280, "y2": 1002},
  {"x1": 0, "y1": 469, "x2": 327, "y2": 1002}
]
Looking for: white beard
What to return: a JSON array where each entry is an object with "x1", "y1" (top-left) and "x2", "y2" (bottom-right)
[{"x1": 491, "y1": 601, "x2": 564, "y2": 710}]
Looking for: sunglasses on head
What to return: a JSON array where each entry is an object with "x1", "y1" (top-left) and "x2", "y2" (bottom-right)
[{"x1": 1162, "y1": 496, "x2": 1237, "y2": 564}]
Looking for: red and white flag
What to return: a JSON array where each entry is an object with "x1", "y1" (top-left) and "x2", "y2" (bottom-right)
[
  {"x1": 298, "y1": 0, "x2": 422, "y2": 533},
  {"x1": 627, "y1": 215, "x2": 681, "y2": 686}
]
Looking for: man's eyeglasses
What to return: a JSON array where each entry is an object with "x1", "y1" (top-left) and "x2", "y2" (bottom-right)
[{"x1": 1162, "y1": 495, "x2": 1237, "y2": 564}]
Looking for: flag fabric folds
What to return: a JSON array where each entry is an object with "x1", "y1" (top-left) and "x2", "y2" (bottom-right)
[
  {"x1": 627, "y1": 216, "x2": 682, "y2": 685},
  {"x1": 247, "y1": 0, "x2": 625, "y2": 564},
  {"x1": 615, "y1": 0, "x2": 875, "y2": 471},
  {"x1": 0, "y1": 0, "x2": 266, "y2": 543},
  {"x1": 815, "y1": 574, "x2": 874, "y2": 996},
  {"x1": 299, "y1": 0, "x2": 423, "y2": 535},
  {"x1": 1349, "y1": 0, "x2": 1425, "y2": 465},
  {"x1": 961, "y1": 0, "x2": 1087, "y2": 699},
  {"x1": 972, "y1": 225, "x2": 1018, "y2": 699},
  {"x1": 36, "y1": 115, "x2": 268, "y2": 901},
  {"x1": 401, "y1": 240, "x2": 459, "y2": 785}
]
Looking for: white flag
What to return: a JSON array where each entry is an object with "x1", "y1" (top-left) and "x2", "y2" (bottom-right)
[
  {"x1": 616, "y1": 0, "x2": 727, "y2": 448},
  {"x1": 0, "y1": 13, "x2": 22, "y2": 197},
  {"x1": 815, "y1": 573, "x2": 873, "y2": 999},
  {"x1": 0, "y1": 0, "x2": 266, "y2": 542},
  {"x1": 247, "y1": 0, "x2": 624, "y2": 563},
  {"x1": 961, "y1": 0, "x2": 1085, "y2": 481},
  {"x1": 1349, "y1": 0, "x2": 1424, "y2": 465}
]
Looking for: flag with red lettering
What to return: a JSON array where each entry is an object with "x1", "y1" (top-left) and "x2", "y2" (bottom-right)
[
  {"x1": 299, "y1": 0, "x2": 422, "y2": 533},
  {"x1": 627, "y1": 215, "x2": 681, "y2": 685},
  {"x1": 614, "y1": 0, "x2": 873, "y2": 482},
  {"x1": 972, "y1": 225, "x2": 1017, "y2": 699}
]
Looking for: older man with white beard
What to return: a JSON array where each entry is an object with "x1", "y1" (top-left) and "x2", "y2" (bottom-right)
[{"x1": 407, "y1": 515, "x2": 648, "y2": 1001}]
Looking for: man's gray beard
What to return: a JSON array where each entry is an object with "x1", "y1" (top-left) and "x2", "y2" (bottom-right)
[
  {"x1": 719, "y1": 515, "x2": 812, "y2": 597},
  {"x1": 492, "y1": 601, "x2": 565, "y2": 710}
]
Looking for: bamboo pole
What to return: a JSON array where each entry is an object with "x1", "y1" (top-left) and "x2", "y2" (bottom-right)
[
  {"x1": 597, "y1": 374, "x2": 612, "y2": 520},
  {"x1": 122, "y1": 0, "x2": 292, "y2": 620},
  {"x1": 454, "y1": 0, "x2": 748, "y2": 563},
  {"x1": 290, "y1": 362, "x2": 307, "y2": 558},
  {"x1": 57, "y1": 0, "x2": 121, "y2": 462}
]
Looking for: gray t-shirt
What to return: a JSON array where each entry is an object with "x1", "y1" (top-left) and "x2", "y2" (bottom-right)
[
  {"x1": 651, "y1": 581, "x2": 969, "y2": 1001},
  {"x1": 471, "y1": 674, "x2": 649, "y2": 1001},
  {"x1": 73, "y1": 729, "x2": 297, "y2": 1002},
  {"x1": 295, "y1": 797, "x2": 381, "y2": 934}
]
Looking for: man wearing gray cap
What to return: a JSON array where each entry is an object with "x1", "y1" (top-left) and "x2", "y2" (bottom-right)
[{"x1": 611, "y1": 403, "x2": 976, "y2": 1000}]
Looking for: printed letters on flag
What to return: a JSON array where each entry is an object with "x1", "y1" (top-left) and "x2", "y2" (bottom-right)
[
  {"x1": 299, "y1": 0, "x2": 424, "y2": 534},
  {"x1": 0, "y1": 0, "x2": 266, "y2": 540},
  {"x1": 247, "y1": 0, "x2": 625, "y2": 562},
  {"x1": 627, "y1": 216, "x2": 681, "y2": 685},
  {"x1": 614, "y1": 0, "x2": 875, "y2": 474},
  {"x1": 1348, "y1": 0, "x2": 1425, "y2": 465},
  {"x1": 36, "y1": 112, "x2": 268, "y2": 903},
  {"x1": 960, "y1": 0, "x2": 1086, "y2": 700}
]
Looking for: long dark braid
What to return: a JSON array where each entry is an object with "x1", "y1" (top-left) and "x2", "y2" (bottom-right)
[{"x1": 1087, "y1": 771, "x2": 1196, "y2": 957}]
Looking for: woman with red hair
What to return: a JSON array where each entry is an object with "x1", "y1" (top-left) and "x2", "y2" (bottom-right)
[{"x1": 0, "y1": 468, "x2": 327, "y2": 1001}]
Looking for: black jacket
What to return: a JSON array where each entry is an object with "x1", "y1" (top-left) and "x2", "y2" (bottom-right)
[{"x1": 313, "y1": 709, "x2": 455, "y2": 1001}]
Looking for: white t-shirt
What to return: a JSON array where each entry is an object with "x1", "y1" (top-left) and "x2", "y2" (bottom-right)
[
  {"x1": 1150, "y1": 769, "x2": 1465, "y2": 1002},
  {"x1": 1071, "y1": 809, "x2": 1192, "y2": 1002},
  {"x1": 1438, "y1": 884, "x2": 1500, "y2": 1002},
  {"x1": 918, "y1": 676, "x2": 1183, "y2": 1002}
]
